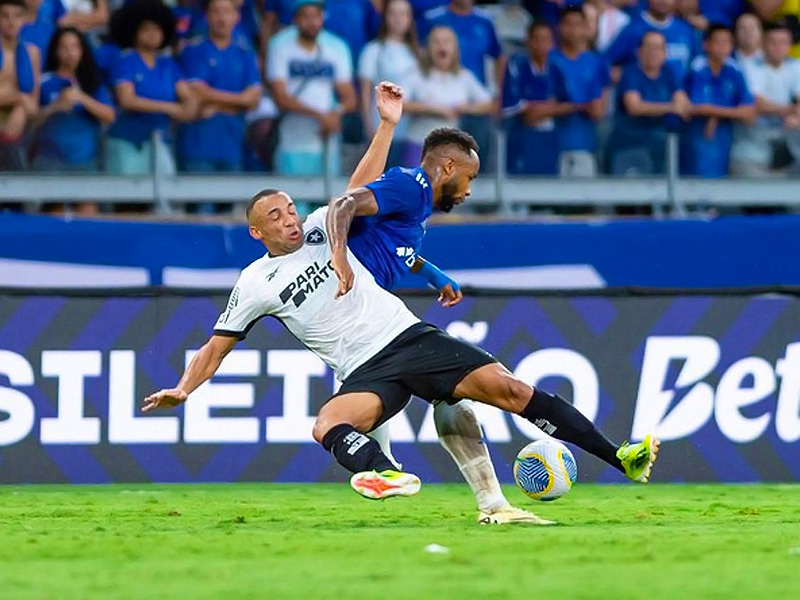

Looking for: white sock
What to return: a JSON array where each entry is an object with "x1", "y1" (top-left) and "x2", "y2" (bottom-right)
[
  {"x1": 434, "y1": 400, "x2": 509, "y2": 513},
  {"x1": 368, "y1": 422, "x2": 402, "y2": 470}
]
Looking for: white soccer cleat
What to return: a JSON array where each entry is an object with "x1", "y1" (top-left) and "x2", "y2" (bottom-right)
[
  {"x1": 349, "y1": 470, "x2": 421, "y2": 500},
  {"x1": 478, "y1": 505, "x2": 556, "y2": 525}
]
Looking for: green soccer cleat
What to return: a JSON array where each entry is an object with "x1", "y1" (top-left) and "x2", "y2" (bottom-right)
[
  {"x1": 617, "y1": 434, "x2": 660, "y2": 482},
  {"x1": 350, "y1": 469, "x2": 421, "y2": 500}
]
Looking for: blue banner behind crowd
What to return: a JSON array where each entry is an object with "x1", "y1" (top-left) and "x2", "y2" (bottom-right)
[
  {"x1": 1, "y1": 290, "x2": 798, "y2": 484},
  {"x1": 2, "y1": 213, "x2": 800, "y2": 289}
]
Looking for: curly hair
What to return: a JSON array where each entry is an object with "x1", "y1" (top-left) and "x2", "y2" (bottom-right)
[
  {"x1": 109, "y1": 0, "x2": 176, "y2": 50},
  {"x1": 45, "y1": 28, "x2": 102, "y2": 95},
  {"x1": 421, "y1": 127, "x2": 479, "y2": 159}
]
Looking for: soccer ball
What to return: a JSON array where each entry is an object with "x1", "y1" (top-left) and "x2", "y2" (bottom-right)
[{"x1": 513, "y1": 439, "x2": 578, "y2": 501}]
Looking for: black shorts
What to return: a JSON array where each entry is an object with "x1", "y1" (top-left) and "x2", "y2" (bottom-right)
[{"x1": 334, "y1": 322, "x2": 498, "y2": 429}]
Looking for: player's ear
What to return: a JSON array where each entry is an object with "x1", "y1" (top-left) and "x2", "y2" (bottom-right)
[
  {"x1": 442, "y1": 157, "x2": 455, "y2": 176},
  {"x1": 249, "y1": 225, "x2": 262, "y2": 241}
]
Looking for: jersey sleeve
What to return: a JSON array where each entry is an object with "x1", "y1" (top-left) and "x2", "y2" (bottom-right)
[
  {"x1": 365, "y1": 169, "x2": 424, "y2": 216},
  {"x1": 358, "y1": 42, "x2": 378, "y2": 82},
  {"x1": 501, "y1": 55, "x2": 524, "y2": 116},
  {"x1": 462, "y1": 69, "x2": 492, "y2": 103},
  {"x1": 213, "y1": 274, "x2": 268, "y2": 339},
  {"x1": 178, "y1": 44, "x2": 209, "y2": 83},
  {"x1": 735, "y1": 68, "x2": 754, "y2": 105},
  {"x1": 111, "y1": 55, "x2": 134, "y2": 87}
]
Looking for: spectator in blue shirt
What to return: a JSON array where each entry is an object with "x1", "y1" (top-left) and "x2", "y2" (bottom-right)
[
  {"x1": 422, "y1": 0, "x2": 504, "y2": 88},
  {"x1": 605, "y1": 0, "x2": 699, "y2": 79},
  {"x1": 187, "y1": 0, "x2": 259, "y2": 51},
  {"x1": 501, "y1": 21, "x2": 559, "y2": 175},
  {"x1": 698, "y1": 0, "x2": 746, "y2": 28},
  {"x1": 684, "y1": 24, "x2": 755, "y2": 177},
  {"x1": 523, "y1": 0, "x2": 585, "y2": 28},
  {"x1": 105, "y1": 0, "x2": 197, "y2": 176},
  {"x1": 609, "y1": 30, "x2": 690, "y2": 174},
  {"x1": 32, "y1": 26, "x2": 114, "y2": 172},
  {"x1": 551, "y1": 6, "x2": 610, "y2": 177}
]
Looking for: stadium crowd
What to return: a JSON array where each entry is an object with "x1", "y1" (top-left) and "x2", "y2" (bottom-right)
[{"x1": 1, "y1": 0, "x2": 800, "y2": 213}]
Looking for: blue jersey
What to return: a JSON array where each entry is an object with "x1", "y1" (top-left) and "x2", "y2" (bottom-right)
[
  {"x1": 605, "y1": 13, "x2": 699, "y2": 79},
  {"x1": 551, "y1": 49, "x2": 609, "y2": 153},
  {"x1": 108, "y1": 50, "x2": 185, "y2": 145},
  {"x1": 501, "y1": 51, "x2": 558, "y2": 175},
  {"x1": 700, "y1": 0, "x2": 747, "y2": 28},
  {"x1": 36, "y1": 0, "x2": 65, "y2": 26},
  {"x1": 616, "y1": 61, "x2": 683, "y2": 133},
  {"x1": 530, "y1": 0, "x2": 584, "y2": 26},
  {"x1": 348, "y1": 167, "x2": 433, "y2": 290},
  {"x1": 324, "y1": 0, "x2": 379, "y2": 69},
  {"x1": 265, "y1": 0, "x2": 295, "y2": 27},
  {"x1": 177, "y1": 38, "x2": 260, "y2": 166},
  {"x1": 422, "y1": 7, "x2": 502, "y2": 85},
  {"x1": 685, "y1": 56, "x2": 753, "y2": 177},
  {"x1": 19, "y1": 22, "x2": 54, "y2": 64},
  {"x1": 37, "y1": 74, "x2": 113, "y2": 164}
]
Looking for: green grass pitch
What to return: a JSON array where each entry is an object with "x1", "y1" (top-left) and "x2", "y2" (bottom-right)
[{"x1": 0, "y1": 483, "x2": 798, "y2": 600}]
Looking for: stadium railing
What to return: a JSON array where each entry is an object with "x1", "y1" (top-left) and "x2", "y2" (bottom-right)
[{"x1": 2, "y1": 133, "x2": 798, "y2": 214}]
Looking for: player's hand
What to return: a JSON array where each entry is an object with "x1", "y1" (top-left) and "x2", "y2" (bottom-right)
[
  {"x1": 142, "y1": 388, "x2": 188, "y2": 413},
  {"x1": 319, "y1": 110, "x2": 342, "y2": 137},
  {"x1": 332, "y1": 253, "x2": 355, "y2": 298},
  {"x1": 375, "y1": 81, "x2": 403, "y2": 126},
  {"x1": 438, "y1": 283, "x2": 463, "y2": 308}
]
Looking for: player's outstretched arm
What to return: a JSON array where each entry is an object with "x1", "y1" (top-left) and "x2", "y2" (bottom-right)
[
  {"x1": 327, "y1": 187, "x2": 381, "y2": 297},
  {"x1": 346, "y1": 81, "x2": 403, "y2": 190},
  {"x1": 413, "y1": 256, "x2": 463, "y2": 307},
  {"x1": 142, "y1": 335, "x2": 238, "y2": 413}
]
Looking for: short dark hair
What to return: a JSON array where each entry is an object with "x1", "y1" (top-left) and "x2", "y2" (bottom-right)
[
  {"x1": 705, "y1": 24, "x2": 733, "y2": 41},
  {"x1": 246, "y1": 188, "x2": 282, "y2": 220},
  {"x1": 0, "y1": 0, "x2": 25, "y2": 9},
  {"x1": 560, "y1": 6, "x2": 585, "y2": 22},
  {"x1": 421, "y1": 128, "x2": 478, "y2": 159},
  {"x1": 763, "y1": 19, "x2": 792, "y2": 36},
  {"x1": 527, "y1": 21, "x2": 553, "y2": 39}
]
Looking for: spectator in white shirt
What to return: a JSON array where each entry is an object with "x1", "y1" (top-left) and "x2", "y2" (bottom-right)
[
  {"x1": 402, "y1": 24, "x2": 494, "y2": 166},
  {"x1": 358, "y1": 0, "x2": 419, "y2": 166},
  {"x1": 732, "y1": 21, "x2": 800, "y2": 176},
  {"x1": 267, "y1": 0, "x2": 357, "y2": 177},
  {"x1": 734, "y1": 12, "x2": 763, "y2": 71}
]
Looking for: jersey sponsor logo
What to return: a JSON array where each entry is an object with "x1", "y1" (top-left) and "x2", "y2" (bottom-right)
[
  {"x1": 304, "y1": 227, "x2": 326, "y2": 246},
  {"x1": 278, "y1": 260, "x2": 334, "y2": 308}
]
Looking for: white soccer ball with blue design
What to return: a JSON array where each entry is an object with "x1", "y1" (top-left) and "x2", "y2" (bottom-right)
[{"x1": 513, "y1": 439, "x2": 578, "y2": 501}]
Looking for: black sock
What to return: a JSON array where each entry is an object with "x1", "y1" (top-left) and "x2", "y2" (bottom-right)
[
  {"x1": 520, "y1": 389, "x2": 624, "y2": 473},
  {"x1": 321, "y1": 424, "x2": 396, "y2": 474}
]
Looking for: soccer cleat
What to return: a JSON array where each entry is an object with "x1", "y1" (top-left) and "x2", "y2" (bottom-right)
[
  {"x1": 478, "y1": 505, "x2": 556, "y2": 525},
  {"x1": 349, "y1": 469, "x2": 421, "y2": 500},
  {"x1": 617, "y1": 434, "x2": 660, "y2": 482}
]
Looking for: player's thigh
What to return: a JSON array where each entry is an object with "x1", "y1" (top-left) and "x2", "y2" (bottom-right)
[
  {"x1": 453, "y1": 362, "x2": 533, "y2": 414},
  {"x1": 313, "y1": 392, "x2": 384, "y2": 442}
]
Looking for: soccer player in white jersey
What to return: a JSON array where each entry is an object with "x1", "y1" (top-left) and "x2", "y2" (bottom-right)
[{"x1": 143, "y1": 193, "x2": 660, "y2": 520}]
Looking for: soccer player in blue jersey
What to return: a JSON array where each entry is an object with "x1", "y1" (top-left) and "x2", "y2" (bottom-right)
[{"x1": 323, "y1": 81, "x2": 659, "y2": 522}]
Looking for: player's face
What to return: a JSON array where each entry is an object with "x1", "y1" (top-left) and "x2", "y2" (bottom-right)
[
  {"x1": 648, "y1": 0, "x2": 675, "y2": 20},
  {"x1": 764, "y1": 30, "x2": 791, "y2": 64},
  {"x1": 385, "y1": 0, "x2": 412, "y2": 38},
  {"x1": 136, "y1": 21, "x2": 164, "y2": 51},
  {"x1": 527, "y1": 26, "x2": 553, "y2": 63},
  {"x1": 0, "y1": 5, "x2": 24, "y2": 40},
  {"x1": 736, "y1": 15, "x2": 762, "y2": 52},
  {"x1": 56, "y1": 31, "x2": 83, "y2": 71},
  {"x1": 639, "y1": 33, "x2": 666, "y2": 71},
  {"x1": 248, "y1": 193, "x2": 304, "y2": 256},
  {"x1": 439, "y1": 150, "x2": 480, "y2": 213},
  {"x1": 706, "y1": 31, "x2": 734, "y2": 63},
  {"x1": 207, "y1": 0, "x2": 239, "y2": 39},
  {"x1": 559, "y1": 13, "x2": 586, "y2": 48},
  {"x1": 295, "y1": 6, "x2": 323, "y2": 41}
]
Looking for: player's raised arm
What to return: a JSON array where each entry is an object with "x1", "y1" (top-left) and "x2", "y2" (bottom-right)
[
  {"x1": 142, "y1": 334, "x2": 238, "y2": 412},
  {"x1": 327, "y1": 187, "x2": 380, "y2": 298},
  {"x1": 346, "y1": 81, "x2": 404, "y2": 190}
]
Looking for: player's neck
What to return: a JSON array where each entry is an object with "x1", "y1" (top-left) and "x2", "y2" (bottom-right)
[
  {"x1": 560, "y1": 44, "x2": 584, "y2": 58},
  {"x1": 209, "y1": 32, "x2": 232, "y2": 48},
  {"x1": 708, "y1": 57, "x2": 724, "y2": 74},
  {"x1": 298, "y1": 36, "x2": 318, "y2": 52},
  {"x1": 448, "y1": 2, "x2": 472, "y2": 16},
  {"x1": 766, "y1": 56, "x2": 784, "y2": 69},
  {"x1": 646, "y1": 11, "x2": 670, "y2": 24}
]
